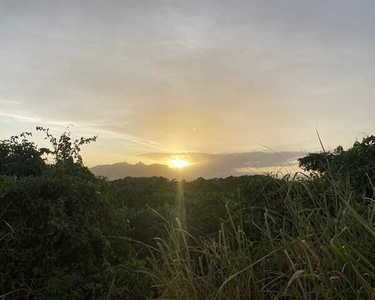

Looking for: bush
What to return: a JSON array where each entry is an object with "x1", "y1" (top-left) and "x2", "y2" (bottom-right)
[
  {"x1": 299, "y1": 135, "x2": 375, "y2": 196},
  {"x1": 0, "y1": 128, "x2": 152, "y2": 299}
]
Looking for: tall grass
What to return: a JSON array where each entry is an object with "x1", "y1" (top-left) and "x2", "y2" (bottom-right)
[{"x1": 147, "y1": 175, "x2": 375, "y2": 299}]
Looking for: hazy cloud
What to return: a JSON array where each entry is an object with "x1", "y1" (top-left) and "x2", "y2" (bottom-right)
[
  {"x1": 140, "y1": 151, "x2": 305, "y2": 178},
  {"x1": 1, "y1": 1, "x2": 375, "y2": 166}
]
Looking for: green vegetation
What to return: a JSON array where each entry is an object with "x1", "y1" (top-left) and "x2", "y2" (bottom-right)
[{"x1": 2, "y1": 129, "x2": 375, "y2": 299}]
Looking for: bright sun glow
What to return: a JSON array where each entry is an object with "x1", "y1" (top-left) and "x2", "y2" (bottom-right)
[{"x1": 170, "y1": 159, "x2": 190, "y2": 168}]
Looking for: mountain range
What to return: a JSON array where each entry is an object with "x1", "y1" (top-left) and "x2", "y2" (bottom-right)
[
  {"x1": 90, "y1": 151, "x2": 305, "y2": 181},
  {"x1": 90, "y1": 161, "x2": 189, "y2": 180}
]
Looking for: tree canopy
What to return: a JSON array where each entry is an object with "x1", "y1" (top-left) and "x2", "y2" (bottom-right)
[{"x1": 299, "y1": 135, "x2": 375, "y2": 196}]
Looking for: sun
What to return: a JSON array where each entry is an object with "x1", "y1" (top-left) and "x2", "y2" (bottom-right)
[{"x1": 170, "y1": 159, "x2": 190, "y2": 168}]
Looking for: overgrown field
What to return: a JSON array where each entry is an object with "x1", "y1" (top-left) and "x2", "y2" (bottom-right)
[{"x1": 2, "y1": 129, "x2": 375, "y2": 299}]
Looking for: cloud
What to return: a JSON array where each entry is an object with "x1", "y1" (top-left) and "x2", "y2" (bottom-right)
[
  {"x1": 1, "y1": 1, "x2": 375, "y2": 162},
  {"x1": 0, "y1": 110, "x2": 167, "y2": 153}
]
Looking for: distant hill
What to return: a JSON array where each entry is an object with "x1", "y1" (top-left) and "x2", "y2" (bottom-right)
[
  {"x1": 90, "y1": 161, "x2": 189, "y2": 180},
  {"x1": 90, "y1": 150, "x2": 304, "y2": 181}
]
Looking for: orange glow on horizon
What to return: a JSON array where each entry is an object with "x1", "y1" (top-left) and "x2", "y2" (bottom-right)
[{"x1": 169, "y1": 158, "x2": 190, "y2": 168}]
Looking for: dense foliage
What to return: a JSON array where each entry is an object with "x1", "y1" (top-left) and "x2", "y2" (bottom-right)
[
  {"x1": 2, "y1": 129, "x2": 375, "y2": 299},
  {"x1": 299, "y1": 135, "x2": 375, "y2": 196},
  {"x1": 0, "y1": 129, "x2": 150, "y2": 299},
  {"x1": 0, "y1": 133, "x2": 45, "y2": 177}
]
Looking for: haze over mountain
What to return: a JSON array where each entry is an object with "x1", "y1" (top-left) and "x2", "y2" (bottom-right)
[{"x1": 90, "y1": 150, "x2": 305, "y2": 180}]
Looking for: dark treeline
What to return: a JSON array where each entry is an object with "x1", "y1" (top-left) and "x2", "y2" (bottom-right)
[{"x1": 2, "y1": 128, "x2": 375, "y2": 299}]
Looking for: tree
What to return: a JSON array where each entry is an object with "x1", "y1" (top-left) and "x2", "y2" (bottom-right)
[
  {"x1": 0, "y1": 127, "x2": 112, "y2": 299},
  {"x1": 36, "y1": 126, "x2": 97, "y2": 165},
  {"x1": 299, "y1": 136, "x2": 375, "y2": 196},
  {"x1": 0, "y1": 132, "x2": 45, "y2": 177}
]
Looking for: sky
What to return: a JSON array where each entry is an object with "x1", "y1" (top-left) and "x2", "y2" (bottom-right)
[{"x1": 1, "y1": 0, "x2": 375, "y2": 172}]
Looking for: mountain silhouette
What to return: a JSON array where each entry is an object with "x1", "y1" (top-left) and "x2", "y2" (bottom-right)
[
  {"x1": 90, "y1": 161, "x2": 189, "y2": 180},
  {"x1": 90, "y1": 151, "x2": 304, "y2": 181}
]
